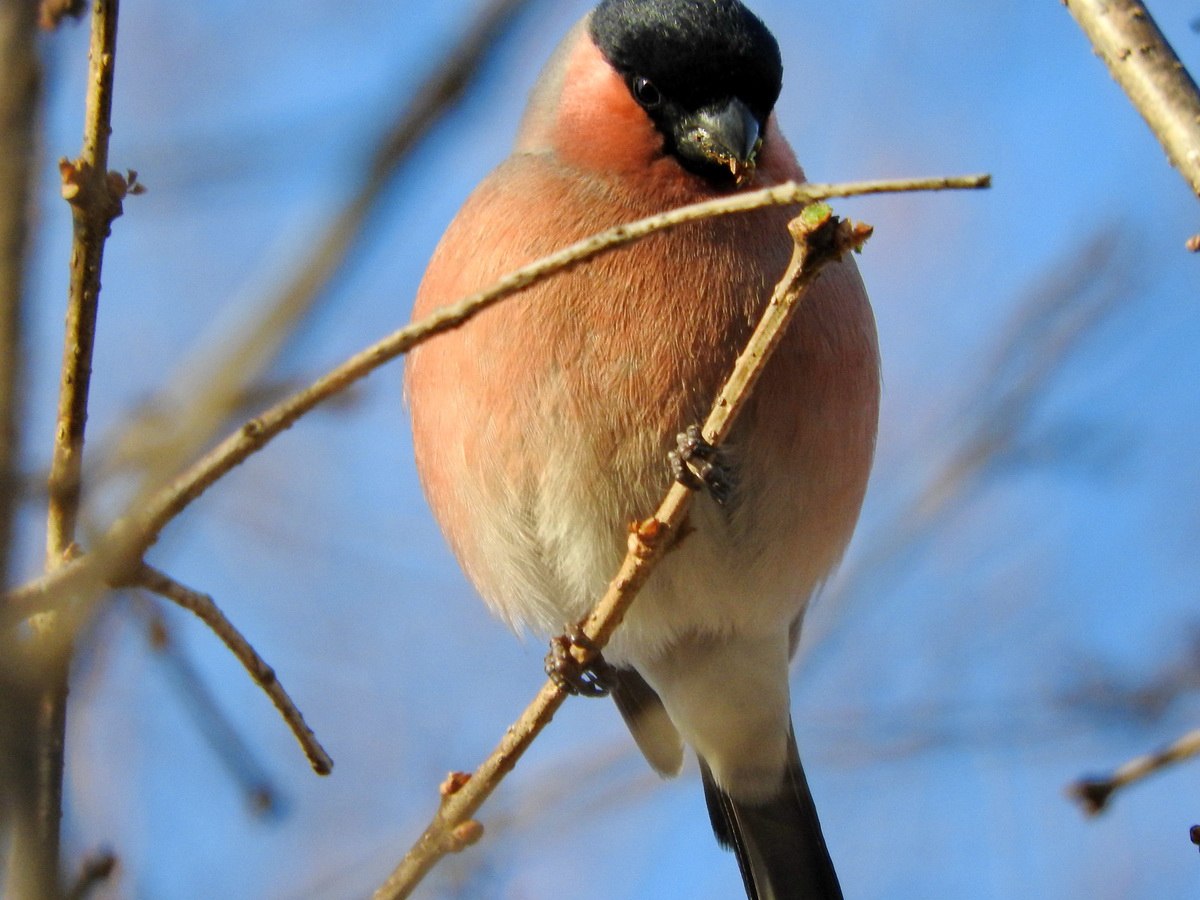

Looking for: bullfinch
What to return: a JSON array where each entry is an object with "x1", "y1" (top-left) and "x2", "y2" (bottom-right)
[{"x1": 405, "y1": 1, "x2": 880, "y2": 897}]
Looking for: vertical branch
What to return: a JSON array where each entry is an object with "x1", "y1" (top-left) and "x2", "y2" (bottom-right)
[
  {"x1": 45, "y1": 0, "x2": 121, "y2": 559},
  {"x1": 34, "y1": 0, "x2": 125, "y2": 894},
  {"x1": 0, "y1": 2, "x2": 42, "y2": 894},
  {"x1": 1064, "y1": 0, "x2": 1200, "y2": 200},
  {"x1": 0, "y1": 0, "x2": 39, "y2": 592}
]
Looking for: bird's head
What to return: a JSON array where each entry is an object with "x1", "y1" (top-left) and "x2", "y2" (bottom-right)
[
  {"x1": 589, "y1": 0, "x2": 782, "y2": 188},
  {"x1": 518, "y1": 0, "x2": 786, "y2": 192}
]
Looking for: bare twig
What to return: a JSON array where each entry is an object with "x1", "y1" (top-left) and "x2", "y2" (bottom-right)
[
  {"x1": 128, "y1": 175, "x2": 985, "y2": 553},
  {"x1": 1064, "y1": 0, "x2": 1200, "y2": 201},
  {"x1": 28, "y1": 1, "x2": 131, "y2": 893},
  {"x1": 128, "y1": 563, "x2": 333, "y2": 775},
  {"x1": 4, "y1": 175, "x2": 990, "y2": 628},
  {"x1": 45, "y1": 0, "x2": 125, "y2": 564},
  {"x1": 1070, "y1": 727, "x2": 1200, "y2": 815},
  {"x1": 372, "y1": 204, "x2": 872, "y2": 900}
]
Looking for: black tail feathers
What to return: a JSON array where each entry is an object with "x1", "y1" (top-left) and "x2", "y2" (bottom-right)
[{"x1": 700, "y1": 726, "x2": 843, "y2": 900}]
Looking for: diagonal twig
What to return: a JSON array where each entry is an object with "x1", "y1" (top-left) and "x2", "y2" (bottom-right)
[
  {"x1": 1070, "y1": 727, "x2": 1200, "y2": 815},
  {"x1": 127, "y1": 563, "x2": 333, "y2": 775},
  {"x1": 1, "y1": 174, "x2": 990, "y2": 628},
  {"x1": 372, "y1": 204, "x2": 873, "y2": 900},
  {"x1": 1064, "y1": 0, "x2": 1200, "y2": 203}
]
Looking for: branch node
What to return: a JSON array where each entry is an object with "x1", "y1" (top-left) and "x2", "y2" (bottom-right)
[
  {"x1": 448, "y1": 820, "x2": 484, "y2": 851},
  {"x1": 438, "y1": 771, "x2": 472, "y2": 799},
  {"x1": 627, "y1": 516, "x2": 668, "y2": 558}
]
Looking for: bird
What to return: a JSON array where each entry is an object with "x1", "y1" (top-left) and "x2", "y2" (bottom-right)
[{"x1": 405, "y1": 1, "x2": 879, "y2": 897}]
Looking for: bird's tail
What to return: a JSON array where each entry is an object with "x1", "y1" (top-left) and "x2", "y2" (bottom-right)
[{"x1": 700, "y1": 724, "x2": 843, "y2": 900}]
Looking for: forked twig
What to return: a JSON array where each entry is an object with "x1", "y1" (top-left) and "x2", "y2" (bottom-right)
[
  {"x1": 128, "y1": 563, "x2": 333, "y2": 775},
  {"x1": 372, "y1": 204, "x2": 871, "y2": 900}
]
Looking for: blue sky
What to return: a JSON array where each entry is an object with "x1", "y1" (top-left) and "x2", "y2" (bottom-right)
[{"x1": 13, "y1": 1, "x2": 1200, "y2": 897}]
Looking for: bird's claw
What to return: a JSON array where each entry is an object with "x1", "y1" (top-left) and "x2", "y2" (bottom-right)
[
  {"x1": 545, "y1": 625, "x2": 615, "y2": 697},
  {"x1": 669, "y1": 424, "x2": 732, "y2": 504}
]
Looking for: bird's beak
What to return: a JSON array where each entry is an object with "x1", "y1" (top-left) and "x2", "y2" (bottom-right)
[{"x1": 677, "y1": 98, "x2": 763, "y2": 187}]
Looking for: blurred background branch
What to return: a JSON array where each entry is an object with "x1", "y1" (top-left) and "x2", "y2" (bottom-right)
[
  {"x1": 0, "y1": 0, "x2": 40, "y2": 596},
  {"x1": 100, "y1": 0, "x2": 541, "y2": 504}
]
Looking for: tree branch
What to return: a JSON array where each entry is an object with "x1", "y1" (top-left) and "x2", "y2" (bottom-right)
[
  {"x1": 0, "y1": 17, "x2": 40, "y2": 893},
  {"x1": 128, "y1": 563, "x2": 333, "y2": 775},
  {"x1": 119, "y1": 175, "x2": 991, "y2": 567},
  {"x1": 3, "y1": 175, "x2": 990, "y2": 628},
  {"x1": 371, "y1": 204, "x2": 872, "y2": 900},
  {"x1": 32, "y1": 1, "x2": 126, "y2": 893},
  {"x1": 0, "y1": 179, "x2": 987, "y2": 855},
  {"x1": 1071, "y1": 727, "x2": 1200, "y2": 816},
  {"x1": 44, "y1": 0, "x2": 125, "y2": 564},
  {"x1": 0, "y1": 0, "x2": 39, "y2": 593},
  {"x1": 1064, "y1": 0, "x2": 1200, "y2": 202}
]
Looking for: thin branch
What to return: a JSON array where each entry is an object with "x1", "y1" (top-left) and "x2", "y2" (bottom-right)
[
  {"x1": 2, "y1": 175, "x2": 990, "y2": 628},
  {"x1": 372, "y1": 204, "x2": 872, "y2": 900},
  {"x1": 1064, "y1": 0, "x2": 1200, "y2": 201},
  {"x1": 30, "y1": 0, "x2": 124, "y2": 895},
  {"x1": 128, "y1": 563, "x2": 333, "y2": 775},
  {"x1": 121, "y1": 175, "x2": 990, "y2": 562},
  {"x1": 44, "y1": 0, "x2": 125, "y2": 565},
  {"x1": 1070, "y1": 727, "x2": 1200, "y2": 815}
]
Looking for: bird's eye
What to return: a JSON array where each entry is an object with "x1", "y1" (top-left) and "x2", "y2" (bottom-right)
[{"x1": 631, "y1": 76, "x2": 662, "y2": 109}]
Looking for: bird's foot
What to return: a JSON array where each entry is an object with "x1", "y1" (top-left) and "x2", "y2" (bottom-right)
[
  {"x1": 545, "y1": 625, "x2": 615, "y2": 697},
  {"x1": 669, "y1": 424, "x2": 731, "y2": 504}
]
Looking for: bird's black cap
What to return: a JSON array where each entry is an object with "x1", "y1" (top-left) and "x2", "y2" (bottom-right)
[{"x1": 589, "y1": 0, "x2": 782, "y2": 123}]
